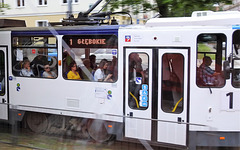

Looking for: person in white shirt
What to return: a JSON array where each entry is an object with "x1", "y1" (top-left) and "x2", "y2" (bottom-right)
[
  {"x1": 20, "y1": 60, "x2": 34, "y2": 77},
  {"x1": 94, "y1": 59, "x2": 112, "y2": 82}
]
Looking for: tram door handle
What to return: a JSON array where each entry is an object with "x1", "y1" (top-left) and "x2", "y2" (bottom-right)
[
  {"x1": 2, "y1": 98, "x2": 6, "y2": 103},
  {"x1": 177, "y1": 117, "x2": 184, "y2": 123},
  {"x1": 127, "y1": 112, "x2": 133, "y2": 117}
]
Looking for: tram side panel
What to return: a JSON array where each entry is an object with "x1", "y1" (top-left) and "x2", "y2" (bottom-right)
[
  {"x1": 0, "y1": 31, "x2": 11, "y2": 121},
  {"x1": 9, "y1": 78, "x2": 123, "y2": 122},
  {"x1": 119, "y1": 26, "x2": 240, "y2": 147},
  {"x1": 189, "y1": 29, "x2": 240, "y2": 132},
  {"x1": 187, "y1": 29, "x2": 240, "y2": 148},
  {"x1": 119, "y1": 27, "x2": 191, "y2": 146},
  {"x1": 8, "y1": 33, "x2": 124, "y2": 123}
]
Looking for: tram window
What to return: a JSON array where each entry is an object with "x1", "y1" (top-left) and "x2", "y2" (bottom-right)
[
  {"x1": 128, "y1": 53, "x2": 149, "y2": 110},
  {"x1": 62, "y1": 35, "x2": 118, "y2": 82},
  {"x1": 0, "y1": 51, "x2": 5, "y2": 96},
  {"x1": 232, "y1": 30, "x2": 240, "y2": 88},
  {"x1": 196, "y1": 34, "x2": 226, "y2": 87},
  {"x1": 12, "y1": 36, "x2": 58, "y2": 78},
  {"x1": 161, "y1": 53, "x2": 184, "y2": 113}
]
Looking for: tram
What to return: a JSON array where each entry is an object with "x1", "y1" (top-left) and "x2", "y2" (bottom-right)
[{"x1": 0, "y1": 3, "x2": 240, "y2": 149}]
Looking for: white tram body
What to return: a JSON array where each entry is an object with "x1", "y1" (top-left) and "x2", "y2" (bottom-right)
[{"x1": 0, "y1": 11, "x2": 240, "y2": 149}]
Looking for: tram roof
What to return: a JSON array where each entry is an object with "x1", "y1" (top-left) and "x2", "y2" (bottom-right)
[
  {"x1": 146, "y1": 12, "x2": 240, "y2": 27},
  {"x1": 5, "y1": 25, "x2": 123, "y2": 36}
]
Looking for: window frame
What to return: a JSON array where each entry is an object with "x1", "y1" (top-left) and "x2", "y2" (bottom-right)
[
  {"x1": 128, "y1": 52, "x2": 149, "y2": 110},
  {"x1": 161, "y1": 53, "x2": 184, "y2": 114},
  {"x1": 17, "y1": 0, "x2": 25, "y2": 7},
  {"x1": 196, "y1": 33, "x2": 226, "y2": 88},
  {"x1": 0, "y1": 50, "x2": 5, "y2": 96},
  {"x1": 35, "y1": 20, "x2": 48, "y2": 27},
  {"x1": 232, "y1": 30, "x2": 240, "y2": 88},
  {"x1": 38, "y1": 0, "x2": 47, "y2": 6},
  {"x1": 11, "y1": 36, "x2": 58, "y2": 79},
  {"x1": 62, "y1": 34, "x2": 118, "y2": 82}
]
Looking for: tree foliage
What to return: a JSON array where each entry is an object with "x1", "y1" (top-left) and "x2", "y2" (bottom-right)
[
  {"x1": 0, "y1": 3, "x2": 10, "y2": 14},
  {"x1": 105, "y1": 0, "x2": 233, "y2": 17},
  {"x1": 105, "y1": 0, "x2": 153, "y2": 15},
  {"x1": 155, "y1": 0, "x2": 233, "y2": 17}
]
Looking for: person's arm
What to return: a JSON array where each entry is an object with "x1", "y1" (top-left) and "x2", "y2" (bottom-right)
[
  {"x1": 52, "y1": 72, "x2": 57, "y2": 78},
  {"x1": 104, "y1": 74, "x2": 113, "y2": 82}
]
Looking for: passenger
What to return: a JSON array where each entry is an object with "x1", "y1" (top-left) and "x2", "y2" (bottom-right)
[
  {"x1": 13, "y1": 57, "x2": 29, "y2": 75},
  {"x1": 20, "y1": 57, "x2": 29, "y2": 69},
  {"x1": 62, "y1": 51, "x2": 69, "y2": 74},
  {"x1": 108, "y1": 56, "x2": 118, "y2": 81},
  {"x1": 89, "y1": 55, "x2": 97, "y2": 70},
  {"x1": 81, "y1": 59, "x2": 93, "y2": 80},
  {"x1": 67, "y1": 62, "x2": 81, "y2": 80},
  {"x1": 20, "y1": 59, "x2": 34, "y2": 77},
  {"x1": 31, "y1": 48, "x2": 48, "y2": 76},
  {"x1": 94, "y1": 59, "x2": 113, "y2": 82},
  {"x1": 198, "y1": 56, "x2": 221, "y2": 85},
  {"x1": 106, "y1": 61, "x2": 113, "y2": 74},
  {"x1": 129, "y1": 53, "x2": 144, "y2": 83},
  {"x1": 42, "y1": 65, "x2": 57, "y2": 78},
  {"x1": 63, "y1": 50, "x2": 74, "y2": 76},
  {"x1": 128, "y1": 53, "x2": 144, "y2": 108}
]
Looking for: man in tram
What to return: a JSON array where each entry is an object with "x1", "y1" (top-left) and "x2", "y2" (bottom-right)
[
  {"x1": 31, "y1": 48, "x2": 48, "y2": 76},
  {"x1": 198, "y1": 56, "x2": 221, "y2": 86}
]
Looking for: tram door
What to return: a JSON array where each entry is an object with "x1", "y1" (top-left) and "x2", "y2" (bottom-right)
[
  {"x1": 124, "y1": 48, "x2": 152, "y2": 140},
  {"x1": 0, "y1": 47, "x2": 8, "y2": 120},
  {"x1": 158, "y1": 48, "x2": 188, "y2": 146}
]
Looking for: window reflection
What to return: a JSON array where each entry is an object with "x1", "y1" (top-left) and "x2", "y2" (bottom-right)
[
  {"x1": 161, "y1": 53, "x2": 183, "y2": 113},
  {"x1": 0, "y1": 51, "x2": 5, "y2": 96},
  {"x1": 12, "y1": 36, "x2": 58, "y2": 78},
  {"x1": 232, "y1": 30, "x2": 240, "y2": 88},
  {"x1": 128, "y1": 53, "x2": 149, "y2": 110}
]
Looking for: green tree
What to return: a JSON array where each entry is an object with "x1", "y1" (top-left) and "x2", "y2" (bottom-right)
[
  {"x1": 105, "y1": 0, "x2": 153, "y2": 15},
  {"x1": 105, "y1": 0, "x2": 233, "y2": 17},
  {"x1": 155, "y1": 0, "x2": 233, "y2": 17},
  {"x1": 0, "y1": 3, "x2": 10, "y2": 14}
]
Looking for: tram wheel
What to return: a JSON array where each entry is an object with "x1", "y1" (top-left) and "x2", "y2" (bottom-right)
[
  {"x1": 87, "y1": 119, "x2": 112, "y2": 143},
  {"x1": 26, "y1": 112, "x2": 48, "y2": 133}
]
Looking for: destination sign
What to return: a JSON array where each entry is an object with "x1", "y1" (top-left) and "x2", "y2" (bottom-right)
[{"x1": 63, "y1": 35, "x2": 118, "y2": 48}]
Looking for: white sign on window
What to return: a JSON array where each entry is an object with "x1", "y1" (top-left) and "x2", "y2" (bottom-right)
[{"x1": 16, "y1": 49, "x2": 23, "y2": 61}]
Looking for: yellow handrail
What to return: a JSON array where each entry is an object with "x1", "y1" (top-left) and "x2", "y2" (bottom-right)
[
  {"x1": 129, "y1": 92, "x2": 140, "y2": 108},
  {"x1": 172, "y1": 97, "x2": 183, "y2": 112}
]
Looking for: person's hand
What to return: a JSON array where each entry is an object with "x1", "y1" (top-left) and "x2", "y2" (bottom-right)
[
  {"x1": 104, "y1": 74, "x2": 113, "y2": 81},
  {"x1": 106, "y1": 74, "x2": 112, "y2": 79}
]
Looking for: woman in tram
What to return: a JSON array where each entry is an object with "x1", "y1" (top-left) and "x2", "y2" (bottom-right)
[
  {"x1": 42, "y1": 65, "x2": 57, "y2": 78},
  {"x1": 94, "y1": 59, "x2": 113, "y2": 82},
  {"x1": 67, "y1": 62, "x2": 82, "y2": 80}
]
